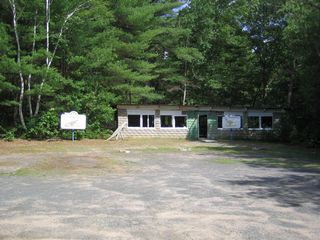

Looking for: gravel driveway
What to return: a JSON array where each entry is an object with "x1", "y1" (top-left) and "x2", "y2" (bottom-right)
[{"x1": 0, "y1": 149, "x2": 320, "y2": 239}]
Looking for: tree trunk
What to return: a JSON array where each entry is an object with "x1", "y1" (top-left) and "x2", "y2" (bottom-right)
[
  {"x1": 9, "y1": 0, "x2": 27, "y2": 129},
  {"x1": 34, "y1": 1, "x2": 89, "y2": 116},
  {"x1": 28, "y1": 9, "x2": 38, "y2": 117},
  {"x1": 182, "y1": 82, "x2": 187, "y2": 106},
  {"x1": 287, "y1": 59, "x2": 297, "y2": 109},
  {"x1": 34, "y1": 0, "x2": 50, "y2": 116},
  {"x1": 182, "y1": 62, "x2": 187, "y2": 106}
]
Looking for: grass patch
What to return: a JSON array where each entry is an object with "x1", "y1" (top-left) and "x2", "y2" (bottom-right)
[
  {"x1": 12, "y1": 168, "x2": 44, "y2": 176},
  {"x1": 192, "y1": 146, "x2": 251, "y2": 154},
  {"x1": 140, "y1": 147, "x2": 179, "y2": 153},
  {"x1": 209, "y1": 158, "x2": 244, "y2": 165},
  {"x1": 208, "y1": 156, "x2": 320, "y2": 170},
  {"x1": 2, "y1": 156, "x2": 127, "y2": 177},
  {"x1": 192, "y1": 142, "x2": 320, "y2": 162}
]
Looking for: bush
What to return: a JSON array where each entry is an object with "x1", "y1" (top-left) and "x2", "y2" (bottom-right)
[
  {"x1": 26, "y1": 109, "x2": 59, "y2": 139},
  {"x1": 84, "y1": 122, "x2": 113, "y2": 139},
  {"x1": 60, "y1": 129, "x2": 84, "y2": 140},
  {"x1": 3, "y1": 128, "x2": 16, "y2": 142}
]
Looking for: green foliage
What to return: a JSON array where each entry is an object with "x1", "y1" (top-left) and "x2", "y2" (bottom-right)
[
  {"x1": 0, "y1": 0, "x2": 318, "y2": 143},
  {"x1": 26, "y1": 109, "x2": 59, "y2": 139},
  {"x1": 3, "y1": 128, "x2": 16, "y2": 142},
  {"x1": 85, "y1": 123, "x2": 113, "y2": 139}
]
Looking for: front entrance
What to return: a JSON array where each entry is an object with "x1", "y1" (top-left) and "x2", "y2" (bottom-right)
[{"x1": 198, "y1": 115, "x2": 208, "y2": 138}]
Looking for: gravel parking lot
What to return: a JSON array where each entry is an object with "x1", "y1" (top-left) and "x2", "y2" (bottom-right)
[{"x1": 0, "y1": 140, "x2": 319, "y2": 239}]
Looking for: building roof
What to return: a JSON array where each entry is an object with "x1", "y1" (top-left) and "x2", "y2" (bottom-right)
[{"x1": 117, "y1": 104, "x2": 283, "y2": 112}]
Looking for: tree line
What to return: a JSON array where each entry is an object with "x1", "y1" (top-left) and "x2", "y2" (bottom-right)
[{"x1": 0, "y1": 0, "x2": 319, "y2": 143}]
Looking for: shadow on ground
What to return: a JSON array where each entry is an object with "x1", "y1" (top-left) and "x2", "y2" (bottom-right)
[
  {"x1": 227, "y1": 173, "x2": 320, "y2": 211},
  {"x1": 194, "y1": 141, "x2": 320, "y2": 210},
  {"x1": 193, "y1": 141, "x2": 320, "y2": 171}
]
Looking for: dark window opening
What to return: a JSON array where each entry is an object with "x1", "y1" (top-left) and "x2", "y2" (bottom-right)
[
  {"x1": 261, "y1": 116, "x2": 273, "y2": 128},
  {"x1": 161, "y1": 115, "x2": 172, "y2": 127},
  {"x1": 217, "y1": 116, "x2": 223, "y2": 128},
  {"x1": 248, "y1": 116, "x2": 259, "y2": 128},
  {"x1": 149, "y1": 115, "x2": 154, "y2": 127},
  {"x1": 142, "y1": 115, "x2": 154, "y2": 128},
  {"x1": 142, "y1": 115, "x2": 148, "y2": 127},
  {"x1": 128, "y1": 115, "x2": 140, "y2": 127},
  {"x1": 175, "y1": 116, "x2": 186, "y2": 128}
]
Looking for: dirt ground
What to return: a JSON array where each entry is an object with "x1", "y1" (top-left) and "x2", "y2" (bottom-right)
[{"x1": 0, "y1": 139, "x2": 319, "y2": 239}]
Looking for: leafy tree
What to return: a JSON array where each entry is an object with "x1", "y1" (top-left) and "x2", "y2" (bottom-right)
[
  {"x1": 279, "y1": 0, "x2": 320, "y2": 142},
  {"x1": 178, "y1": 0, "x2": 258, "y2": 106},
  {"x1": 107, "y1": 0, "x2": 182, "y2": 104}
]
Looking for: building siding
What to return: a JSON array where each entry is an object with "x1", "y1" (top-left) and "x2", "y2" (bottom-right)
[
  {"x1": 186, "y1": 111, "x2": 198, "y2": 140},
  {"x1": 117, "y1": 105, "x2": 282, "y2": 140},
  {"x1": 207, "y1": 112, "x2": 217, "y2": 139}
]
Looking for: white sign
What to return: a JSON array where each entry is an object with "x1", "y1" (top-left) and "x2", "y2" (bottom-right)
[
  {"x1": 60, "y1": 111, "x2": 86, "y2": 130},
  {"x1": 222, "y1": 115, "x2": 241, "y2": 129}
]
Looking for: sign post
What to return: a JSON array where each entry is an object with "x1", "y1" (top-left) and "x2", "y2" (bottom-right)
[
  {"x1": 222, "y1": 115, "x2": 241, "y2": 141},
  {"x1": 72, "y1": 129, "x2": 75, "y2": 142},
  {"x1": 60, "y1": 111, "x2": 86, "y2": 142}
]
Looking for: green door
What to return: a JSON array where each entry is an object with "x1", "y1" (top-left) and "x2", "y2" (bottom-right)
[{"x1": 187, "y1": 111, "x2": 198, "y2": 140}]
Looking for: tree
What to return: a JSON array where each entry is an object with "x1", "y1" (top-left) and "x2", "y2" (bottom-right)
[
  {"x1": 0, "y1": 0, "x2": 89, "y2": 130},
  {"x1": 106, "y1": 0, "x2": 182, "y2": 104},
  {"x1": 178, "y1": 0, "x2": 259, "y2": 106},
  {"x1": 279, "y1": 0, "x2": 320, "y2": 142}
]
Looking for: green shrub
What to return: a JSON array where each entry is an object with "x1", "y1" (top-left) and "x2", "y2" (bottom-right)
[
  {"x1": 59, "y1": 129, "x2": 85, "y2": 140},
  {"x1": 3, "y1": 128, "x2": 16, "y2": 142},
  {"x1": 84, "y1": 128, "x2": 112, "y2": 139},
  {"x1": 84, "y1": 121, "x2": 112, "y2": 139},
  {"x1": 26, "y1": 109, "x2": 59, "y2": 139}
]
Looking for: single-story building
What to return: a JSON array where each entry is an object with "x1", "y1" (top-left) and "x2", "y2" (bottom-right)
[{"x1": 117, "y1": 104, "x2": 282, "y2": 140}]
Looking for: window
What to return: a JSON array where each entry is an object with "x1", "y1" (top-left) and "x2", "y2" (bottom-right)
[
  {"x1": 128, "y1": 114, "x2": 154, "y2": 128},
  {"x1": 248, "y1": 116, "x2": 259, "y2": 129},
  {"x1": 175, "y1": 116, "x2": 186, "y2": 128},
  {"x1": 161, "y1": 115, "x2": 172, "y2": 128},
  {"x1": 261, "y1": 116, "x2": 272, "y2": 129},
  {"x1": 149, "y1": 115, "x2": 155, "y2": 127},
  {"x1": 128, "y1": 115, "x2": 140, "y2": 127},
  {"x1": 248, "y1": 115, "x2": 273, "y2": 129},
  {"x1": 160, "y1": 111, "x2": 187, "y2": 128},
  {"x1": 218, "y1": 115, "x2": 242, "y2": 129},
  {"x1": 143, "y1": 115, "x2": 154, "y2": 128},
  {"x1": 217, "y1": 116, "x2": 223, "y2": 128}
]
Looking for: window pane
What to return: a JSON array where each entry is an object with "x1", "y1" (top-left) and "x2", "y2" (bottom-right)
[
  {"x1": 142, "y1": 115, "x2": 155, "y2": 128},
  {"x1": 142, "y1": 115, "x2": 148, "y2": 127},
  {"x1": 128, "y1": 115, "x2": 140, "y2": 127},
  {"x1": 248, "y1": 116, "x2": 259, "y2": 128},
  {"x1": 149, "y1": 115, "x2": 154, "y2": 127},
  {"x1": 161, "y1": 115, "x2": 172, "y2": 127},
  {"x1": 175, "y1": 116, "x2": 186, "y2": 128},
  {"x1": 261, "y1": 116, "x2": 272, "y2": 128},
  {"x1": 217, "y1": 116, "x2": 223, "y2": 128}
]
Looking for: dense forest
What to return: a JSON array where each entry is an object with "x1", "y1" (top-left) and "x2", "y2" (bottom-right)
[{"x1": 0, "y1": 0, "x2": 319, "y2": 143}]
